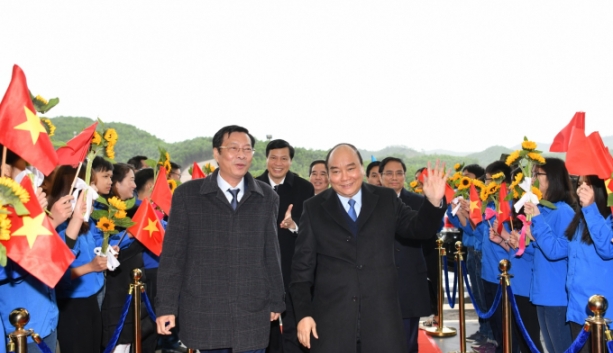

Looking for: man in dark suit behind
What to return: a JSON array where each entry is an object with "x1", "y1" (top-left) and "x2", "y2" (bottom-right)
[
  {"x1": 290, "y1": 143, "x2": 448, "y2": 353},
  {"x1": 156, "y1": 125, "x2": 285, "y2": 353},
  {"x1": 256, "y1": 139, "x2": 314, "y2": 353},
  {"x1": 380, "y1": 157, "x2": 435, "y2": 353}
]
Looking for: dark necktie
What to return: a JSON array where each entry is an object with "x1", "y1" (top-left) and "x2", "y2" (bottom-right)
[
  {"x1": 228, "y1": 188, "x2": 240, "y2": 210},
  {"x1": 348, "y1": 199, "x2": 357, "y2": 222},
  {"x1": 273, "y1": 185, "x2": 279, "y2": 192}
]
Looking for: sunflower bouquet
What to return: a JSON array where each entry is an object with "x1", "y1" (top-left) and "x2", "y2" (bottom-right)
[
  {"x1": 479, "y1": 172, "x2": 506, "y2": 214},
  {"x1": 188, "y1": 162, "x2": 216, "y2": 177},
  {"x1": 0, "y1": 177, "x2": 31, "y2": 266},
  {"x1": 447, "y1": 162, "x2": 471, "y2": 199},
  {"x1": 91, "y1": 196, "x2": 136, "y2": 254},
  {"x1": 408, "y1": 180, "x2": 423, "y2": 194}
]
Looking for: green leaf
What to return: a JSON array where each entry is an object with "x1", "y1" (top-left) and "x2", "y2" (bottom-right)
[
  {"x1": 12, "y1": 202, "x2": 30, "y2": 216},
  {"x1": 524, "y1": 136, "x2": 528, "y2": 141},
  {"x1": 0, "y1": 244, "x2": 6, "y2": 267},
  {"x1": 124, "y1": 197, "x2": 136, "y2": 210},
  {"x1": 144, "y1": 159, "x2": 158, "y2": 169},
  {"x1": 114, "y1": 219, "x2": 136, "y2": 228},
  {"x1": 519, "y1": 150, "x2": 528, "y2": 157},
  {"x1": 607, "y1": 194, "x2": 613, "y2": 207},
  {"x1": 52, "y1": 140, "x2": 67, "y2": 148},
  {"x1": 91, "y1": 209, "x2": 108, "y2": 220},
  {"x1": 0, "y1": 208, "x2": 8, "y2": 215},
  {"x1": 539, "y1": 199, "x2": 557, "y2": 209},
  {"x1": 39, "y1": 98, "x2": 60, "y2": 114},
  {"x1": 96, "y1": 196, "x2": 109, "y2": 206}
]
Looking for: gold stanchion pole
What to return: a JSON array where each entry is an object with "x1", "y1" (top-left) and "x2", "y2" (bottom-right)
[
  {"x1": 449, "y1": 241, "x2": 467, "y2": 353},
  {"x1": 187, "y1": 349, "x2": 196, "y2": 353},
  {"x1": 425, "y1": 239, "x2": 457, "y2": 337},
  {"x1": 586, "y1": 294, "x2": 610, "y2": 353},
  {"x1": 132, "y1": 269, "x2": 144, "y2": 353},
  {"x1": 7, "y1": 308, "x2": 31, "y2": 353},
  {"x1": 499, "y1": 259, "x2": 513, "y2": 353}
]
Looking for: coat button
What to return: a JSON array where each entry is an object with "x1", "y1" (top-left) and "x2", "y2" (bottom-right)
[
  {"x1": 395, "y1": 247, "x2": 400, "y2": 252},
  {"x1": 352, "y1": 296, "x2": 358, "y2": 302},
  {"x1": 356, "y1": 265, "x2": 363, "y2": 270},
  {"x1": 346, "y1": 237, "x2": 351, "y2": 242}
]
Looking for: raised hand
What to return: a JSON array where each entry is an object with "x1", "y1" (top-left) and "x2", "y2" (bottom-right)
[
  {"x1": 280, "y1": 204, "x2": 296, "y2": 230},
  {"x1": 577, "y1": 182, "x2": 595, "y2": 207},
  {"x1": 422, "y1": 160, "x2": 450, "y2": 207}
]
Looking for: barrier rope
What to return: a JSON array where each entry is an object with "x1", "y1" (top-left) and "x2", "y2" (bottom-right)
[
  {"x1": 31, "y1": 333, "x2": 53, "y2": 353},
  {"x1": 102, "y1": 293, "x2": 133, "y2": 353},
  {"x1": 506, "y1": 286, "x2": 540, "y2": 353},
  {"x1": 442, "y1": 256, "x2": 458, "y2": 308},
  {"x1": 460, "y1": 260, "x2": 501, "y2": 319},
  {"x1": 607, "y1": 339, "x2": 613, "y2": 353},
  {"x1": 141, "y1": 290, "x2": 157, "y2": 322},
  {"x1": 563, "y1": 324, "x2": 590, "y2": 353}
]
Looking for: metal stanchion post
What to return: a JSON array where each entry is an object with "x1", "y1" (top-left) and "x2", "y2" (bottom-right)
[
  {"x1": 187, "y1": 349, "x2": 196, "y2": 353},
  {"x1": 586, "y1": 294, "x2": 610, "y2": 353},
  {"x1": 449, "y1": 241, "x2": 467, "y2": 353},
  {"x1": 499, "y1": 259, "x2": 513, "y2": 353},
  {"x1": 7, "y1": 308, "x2": 31, "y2": 353},
  {"x1": 132, "y1": 269, "x2": 144, "y2": 353},
  {"x1": 425, "y1": 239, "x2": 457, "y2": 337}
]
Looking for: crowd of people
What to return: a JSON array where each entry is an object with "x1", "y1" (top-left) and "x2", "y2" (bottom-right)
[{"x1": 1, "y1": 122, "x2": 613, "y2": 353}]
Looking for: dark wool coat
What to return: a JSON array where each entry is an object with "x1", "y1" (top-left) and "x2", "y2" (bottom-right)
[
  {"x1": 156, "y1": 170, "x2": 286, "y2": 352},
  {"x1": 290, "y1": 184, "x2": 445, "y2": 353}
]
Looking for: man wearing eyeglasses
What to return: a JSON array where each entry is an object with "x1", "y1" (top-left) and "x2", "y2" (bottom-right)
[
  {"x1": 256, "y1": 139, "x2": 314, "y2": 353},
  {"x1": 168, "y1": 162, "x2": 182, "y2": 181},
  {"x1": 156, "y1": 125, "x2": 285, "y2": 353},
  {"x1": 379, "y1": 157, "x2": 434, "y2": 353}
]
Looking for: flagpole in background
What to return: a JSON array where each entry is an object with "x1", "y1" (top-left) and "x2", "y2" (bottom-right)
[
  {"x1": 1, "y1": 145, "x2": 6, "y2": 177},
  {"x1": 68, "y1": 161, "x2": 83, "y2": 195}
]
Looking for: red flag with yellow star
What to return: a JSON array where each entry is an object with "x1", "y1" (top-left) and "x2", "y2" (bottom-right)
[
  {"x1": 151, "y1": 167, "x2": 172, "y2": 215},
  {"x1": 56, "y1": 122, "x2": 98, "y2": 167},
  {"x1": 127, "y1": 198, "x2": 165, "y2": 256},
  {"x1": 469, "y1": 184, "x2": 483, "y2": 226},
  {"x1": 191, "y1": 162, "x2": 206, "y2": 180},
  {"x1": 0, "y1": 65, "x2": 58, "y2": 175},
  {"x1": 0, "y1": 178, "x2": 75, "y2": 288},
  {"x1": 497, "y1": 183, "x2": 511, "y2": 233}
]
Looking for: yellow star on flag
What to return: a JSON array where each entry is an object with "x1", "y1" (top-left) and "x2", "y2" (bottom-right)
[
  {"x1": 470, "y1": 200, "x2": 480, "y2": 213},
  {"x1": 14, "y1": 106, "x2": 47, "y2": 144},
  {"x1": 12, "y1": 213, "x2": 53, "y2": 248},
  {"x1": 143, "y1": 218, "x2": 160, "y2": 238}
]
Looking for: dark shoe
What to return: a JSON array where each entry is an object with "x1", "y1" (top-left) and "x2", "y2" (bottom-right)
[{"x1": 466, "y1": 331, "x2": 483, "y2": 342}]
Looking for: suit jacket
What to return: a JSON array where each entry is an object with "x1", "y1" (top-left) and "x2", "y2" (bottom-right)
[
  {"x1": 256, "y1": 170, "x2": 315, "y2": 290},
  {"x1": 290, "y1": 183, "x2": 445, "y2": 353},
  {"x1": 156, "y1": 170, "x2": 285, "y2": 352},
  {"x1": 395, "y1": 188, "x2": 433, "y2": 318}
]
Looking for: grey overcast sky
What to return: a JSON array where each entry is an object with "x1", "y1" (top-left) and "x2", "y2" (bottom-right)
[{"x1": 1, "y1": 1, "x2": 613, "y2": 153}]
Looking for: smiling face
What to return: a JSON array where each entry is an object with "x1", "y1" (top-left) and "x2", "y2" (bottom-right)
[
  {"x1": 309, "y1": 162, "x2": 329, "y2": 194},
  {"x1": 266, "y1": 147, "x2": 292, "y2": 184},
  {"x1": 114, "y1": 169, "x2": 136, "y2": 200},
  {"x1": 213, "y1": 131, "x2": 253, "y2": 187},
  {"x1": 328, "y1": 145, "x2": 364, "y2": 198},
  {"x1": 380, "y1": 161, "x2": 405, "y2": 194}
]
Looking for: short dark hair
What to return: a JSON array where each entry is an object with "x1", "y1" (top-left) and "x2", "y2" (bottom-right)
[
  {"x1": 265, "y1": 139, "x2": 295, "y2": 159},
  {"x1": 485, "y1": 161, "x2": 511, "y2": 183},
  {"x1": 170, "y1": 161, "x2": 181, "y2": 170},
  {"x1": 92, "y1": 156, "x2": 114, "y2": 174},
  {"x1": 463, "y1": 164, "x2": 485, "y2": 179},
  {"x1": 212, "y1": 125, "x2": 256, "y2": 150},
  {"x1": 566, "y1": 175, "x2": 611, "y2": 244},
  {"x1": 325, "y1": 143, "x2": 363, "y2": 170},
  {"x1": 379, "y1": 157, "x2": 406, "y2": 174},
  {"x1": 366, "y1": 161, "x2": 381, "y2": 176},
  {"x1": 126, "y1": 155, "x2": 148, "y2": 170},
  {"x1": 111, "y1": 163, "x2": 135, "y2": 197},
  {"x1": 0, "y1": 144, "x2": 21, "y2": 165},
  {"x1": 538, "y1": 158, "x2": 576, "y2": 205},
  {"x1": 135, "y1": 168, "x2": 155, "y2": 193},
  {"x1": 416, "y1": 167, "x2": 426, "y2": 175},
  {"x1": 309, "y1": 160, "x2": 326, "y2": 174}
]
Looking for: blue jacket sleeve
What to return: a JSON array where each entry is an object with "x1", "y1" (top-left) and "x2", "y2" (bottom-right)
[
  {"x1": 531, "y1": 205, "x2": 574, "y2": 261},
  {"x1": 582, "y1": 203, "x2": 613, "y2": 260}
]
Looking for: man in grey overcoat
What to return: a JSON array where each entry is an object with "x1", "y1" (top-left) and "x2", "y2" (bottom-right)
[{"x1": 156, "y1": 125, "x2": 286, "y2": 353}]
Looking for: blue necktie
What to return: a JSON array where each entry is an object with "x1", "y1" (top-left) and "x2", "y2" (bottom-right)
[
  {"x1": 348, "y1": 199, "x2": 357, "y2": 222},
  {"x1": 228, "y1": 188, "x2": 240, "y2": 210}
]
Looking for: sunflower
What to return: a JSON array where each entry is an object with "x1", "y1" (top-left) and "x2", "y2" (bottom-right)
[
  {"x1": 458, "y1": 177, "x2": 472, "y2": 190},
  {"x1": 92, "y1": 131, "x2": 102, "y2": 145},
  {"x1": 522, "y1": 140, "x2": 537, "y2": 151},
  {"x1": 0, "y1": 177, "x2": 30, "y2": 203},
  {"x1": 96, "y1": 217, "x2": 115, "y2": 232},
  {"x1": 454, "y1": 163, "x2": 462, "y2": 171},
  {"x1": 480, "y1": 188, "x2": 489, "y2": 202},
  {"x1": 165, "y1": 152, "x2": 170, "y2": 162},
  {"x1": 449, "y1": 172, "x2": 462, "y2": 182},
  {"x1": 532, "y1": 186, "x2": 543, "y2": 200},
  {"x1": 513, "y1": 189, "x2": 520, "y2": 199},
  {"x1": 491, "y1": 172, "x2": 505, "y2": 181},
  {"x1": 0, "y1": 212, "x2": 11, "y2": 241},
  {"x1": 114, "y1": 210, "x2": 127, "y2": 219},
  {"x1": 106, "y1": 145, "x2": 115, "y2": 160},
  {"x1": 527, "y1": 152, "x2": 546, "y2": 164},
  {"x1": 473, "y1": 179, "x2": 486, "y2": 190},
  {"x1": 34, "y1": 95, "x2": 48, "y2": 106},
  {"x1": 103, "y1": 128, "x2": 118, "y2": 144},
  {"x1": 506, "y1": 150, "x2": 520, "y2": 166},
  {"x1": 414, "y1": 187, "x2": 423, "y2": 194},
  {"x1": 168, "y1": 179, "x2": 177, "y2": 193},
  {"x1": 486, "y1": 182, "x2": 499, "y2": 195},
  {"x1": 164, "y1": 160, "x2": 172, "y2": 174},
  {"x1": 40, "y1": 118, "x2": 56, "y2": 137},
  {"x1": 108, "y1": 196, "x2": 127, "y2": 211},
  {"x1": 409, "y1": 180, "x2": 418, "y2": 188}
]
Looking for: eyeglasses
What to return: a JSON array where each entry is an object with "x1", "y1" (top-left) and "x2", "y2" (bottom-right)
[
  {"x1": 534, "y1": 172, "x2": 547, "y2": 177},
  {"x1": 382, "y1": 171, "x2": 405, "y2": 177},
  {"x1": 218, "y1": 146, "x2": 255, "y2": 154}
]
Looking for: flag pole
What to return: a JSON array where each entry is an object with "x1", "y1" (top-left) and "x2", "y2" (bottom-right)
[
  {"x1": 1, "y1": 146, "x2": 7, "y2": 177},
  {"x1": 68, "y1": 161, "x2": 83, "y2": 196}
]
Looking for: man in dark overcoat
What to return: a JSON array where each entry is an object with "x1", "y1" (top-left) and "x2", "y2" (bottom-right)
[
  {"x1": 255, "y1": 139, "x2": 314, "y2": 353},
  {"x1": 290, "y1": 144, "x2": 447, "y2": 353},
  {"x1": 156, "y1": 125, "x2": 286, "y2": 353}
]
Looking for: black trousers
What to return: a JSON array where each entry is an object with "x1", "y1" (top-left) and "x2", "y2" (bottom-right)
[
  {"x1": 57, "y1": 294, "x2": 102, "y2": 353},
  {"x1": 513, "y1": 295, "x2": 543, "y2": 353},
  {"x1": 267, "y1": 294, "x2": 308, "y2": 353},
  {"x1": 570, "y1": 322, "x2": 591, "y2": 353},
  {"x1": 402, "y1": 317, "x2": 420, "y2": 353},
  {"x1": 484, "y1": 280, "x2": 503, "y2": 353}
]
